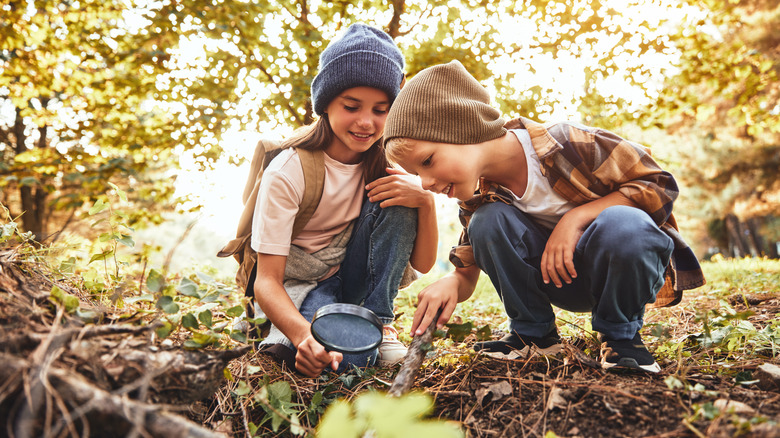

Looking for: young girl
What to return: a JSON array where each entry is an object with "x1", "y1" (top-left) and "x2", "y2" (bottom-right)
[{"x1": 251, "y1": 24, "x2": 437, "y2": 377}]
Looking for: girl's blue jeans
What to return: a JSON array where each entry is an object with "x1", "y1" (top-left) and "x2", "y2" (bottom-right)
[
  {"x1": 297, "y1": 198, "x2": 417, "y2": 370},
  {"x1": 468, "y1": 203, "x2": 673, "y2": 341}
]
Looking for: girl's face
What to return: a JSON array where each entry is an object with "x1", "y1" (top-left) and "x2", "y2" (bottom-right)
[
  {"x1": 394, "y1": 139, "x2": 482, "y2": 201},
  {"x1": 324, "y1": 87, "x2": 390, "y2": 164}
]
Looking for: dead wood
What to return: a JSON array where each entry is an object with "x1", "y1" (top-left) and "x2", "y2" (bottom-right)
[
  {"x1": 0, "y1": 352, "x2": 225, "y2": 438},
  {"x1": 388, "y1": 310, "x2": 442, "y2": 397}
]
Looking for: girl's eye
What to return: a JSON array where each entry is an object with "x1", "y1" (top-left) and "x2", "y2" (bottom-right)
[
  {"x1": 373, "y1": 108, "x2": 388, "y2": 115},
  {"x1": 344, "y1": 106, "x2": 358, "y2": 112}
]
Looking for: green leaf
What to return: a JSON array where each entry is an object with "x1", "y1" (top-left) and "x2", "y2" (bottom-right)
[
  {"x1": 198, "y1": 309, "x2": 213, "y2": 328},
  {"x1": 50, "y1": 285, "x2": 80, "y2": 313},
  {"x1": 156, "y1": 296, "x2": 179, "y2": 314},
  {"x1": 117, "y1": 234, "x2": 135, "y2": 248},
  {"x1": 107, "y1": 181, "x2": 127, "y2": 202},
  {"x1": 155, "y1": 321, "x2": 173, "y2": 339},
  {"x1": 146, "y1": 269, "x2": 165, "y2": 293},
  {"x1": 182, "y1": 312, "x2": 199, "y2": 329},
  {"x1": 89, "y1": 199, "x2": 108, "y2": 215},
  {"x1": 234, "y1": 380, "x2": 252, "y2": 396},
  {"x1": 59, "y1": 257, "x2": 77, "y2": 274},
  {"x1": 230, "y1": 330, "x2": 247, "y2": 343},
  {"x1": 125, "y1": 293, "x2": 155, "y2": 304},
  {"x1": 88, "y1": 249, "x2": 113, "y2": 264},
  {"x1": 226, "y1": 304, "x2": 244, "y2": 317},
  {"x1": 177, "y1": 277, "x2": 200, "y2": 297},
  {"x1": 445, "y1": 322, "x2": 473, "y2": 342}
]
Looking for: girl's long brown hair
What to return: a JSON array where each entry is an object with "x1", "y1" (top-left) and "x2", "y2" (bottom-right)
[{"x1": 281, "y1": 114, "x2": 389, "y2": 184}]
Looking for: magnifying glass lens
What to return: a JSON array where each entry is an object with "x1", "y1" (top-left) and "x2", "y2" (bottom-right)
[{"x1": 311, "y1": 304, "x2": 383, "y2": 354}]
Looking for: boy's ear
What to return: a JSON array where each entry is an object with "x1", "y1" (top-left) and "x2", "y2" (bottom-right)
[{"x1": 399, "y1": 75, "x2": 406, "y2": 89}]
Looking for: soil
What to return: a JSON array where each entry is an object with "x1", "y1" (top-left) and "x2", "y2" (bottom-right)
[{"x1": 1, "y1": 251, "x2": 778, "y2": 437}]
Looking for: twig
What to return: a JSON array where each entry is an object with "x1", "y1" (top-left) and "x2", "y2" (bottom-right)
[{"x1": 388, "y1": 310, "x2": 442, "y2": 397}]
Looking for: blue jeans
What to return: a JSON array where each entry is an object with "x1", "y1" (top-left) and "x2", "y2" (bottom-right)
[
  {"x1": 468, "y1": 203, "x2": 673, "y2": 341},
  {"x1": 298, "y1": 198, "x2": 417, "y2": 370}
]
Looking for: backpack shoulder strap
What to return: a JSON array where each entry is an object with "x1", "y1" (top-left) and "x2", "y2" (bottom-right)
[{"x1": 291, "y1": 148, "x2": 325, "y2": 239}]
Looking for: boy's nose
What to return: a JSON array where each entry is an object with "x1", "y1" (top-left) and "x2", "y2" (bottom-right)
[{"x1": 420, "y1": 175, "x2": 436, "y2": 191}]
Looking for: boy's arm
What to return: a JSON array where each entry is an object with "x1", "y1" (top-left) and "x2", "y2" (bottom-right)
[
  {"x1": 541, "y1": 191, "x2": 638, "y2": 288},
  {"x1": 410, "y1": 264, "x2": 481, "y2": 336},
  {"x1": 253, "y1": 253, "x2": 341, "y2": 377}
]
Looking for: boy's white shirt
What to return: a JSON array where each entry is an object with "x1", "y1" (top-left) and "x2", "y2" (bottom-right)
[
  {"x1": 251, "y1": 148, "x2": 364, "y2": 256},
  {"x1": 508, "y1": 128, "x2": 577, "y2": 230}
]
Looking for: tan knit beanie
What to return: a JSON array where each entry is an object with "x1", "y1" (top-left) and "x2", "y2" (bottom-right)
[{"x1": 384, "y1": 60, "x2": 506, "y2": 145}]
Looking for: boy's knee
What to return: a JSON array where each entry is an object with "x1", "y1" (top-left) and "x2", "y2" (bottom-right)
[
  {"x1": 587, "y1": 206, "x2": 670, "y2": 256},
  {"x1": 468, "y1": 203, "x2": 516, "y2": 245}
]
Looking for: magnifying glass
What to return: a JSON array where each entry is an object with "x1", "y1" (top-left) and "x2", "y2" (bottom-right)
[{"x1": 310, "y1": 303, "x2": 383, "y2": 354}]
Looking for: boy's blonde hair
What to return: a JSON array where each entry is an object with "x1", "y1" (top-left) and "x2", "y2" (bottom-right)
[{"x1": 384, "y1": 137, "x2": 416, "y2": 165}]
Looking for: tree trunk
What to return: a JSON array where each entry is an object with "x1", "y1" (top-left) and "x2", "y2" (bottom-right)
[{"x1": 14, "y1": 107, "x2": 49, "y2": 241}]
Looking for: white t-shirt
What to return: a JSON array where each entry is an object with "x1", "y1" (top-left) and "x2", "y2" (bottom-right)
[
  {"x1": 251, "y1": 148, "x2": 364, "y2": 255},
  {"x1": 509, "y1": 129, "x2": 577, "y2": 230}
]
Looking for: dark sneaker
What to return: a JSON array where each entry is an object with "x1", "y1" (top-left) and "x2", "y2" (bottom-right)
[
  {"x1": 600, "y1": 333, "x2": 661, "y2": 373},
  {"x1": 474, "y1": 327, "x2": 562, "y2": 358}
]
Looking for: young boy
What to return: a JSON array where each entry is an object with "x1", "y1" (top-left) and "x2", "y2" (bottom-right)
[{"x1": 382, "y1": 60, "x2": 705, "y2": 373}]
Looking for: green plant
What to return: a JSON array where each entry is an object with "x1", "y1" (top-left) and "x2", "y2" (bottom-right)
[
  {"x1": 87, "y1": 182, "x2": 135, "y2": 287},
  {"x1": 316, "y1": 391, "x2": 464, "y2": 438}
]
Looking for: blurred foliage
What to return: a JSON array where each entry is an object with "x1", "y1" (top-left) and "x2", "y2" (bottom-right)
[
  {"x1": 637, "y1": 0, "x2": 779, "y2": 223},
  {"x1": 2, "y1": 0, "x2": 681, "y2": 243}
]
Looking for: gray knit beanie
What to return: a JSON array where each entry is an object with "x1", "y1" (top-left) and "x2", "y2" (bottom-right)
[
  {"x1": 311, "y1": 24, "x2": 405, "y2": 116},
  {"x1": 384, "y1": 60, "x2": 506, "y2": 145}
]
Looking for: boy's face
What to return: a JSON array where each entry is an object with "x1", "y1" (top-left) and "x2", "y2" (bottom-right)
[{"x1": 393, "y1": 139, "x2": 481, "y2": 201}]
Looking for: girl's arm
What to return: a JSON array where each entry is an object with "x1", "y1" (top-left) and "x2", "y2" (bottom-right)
[
  {"x1": 253, "y1": 253, "x2": 341, "y2": 377},
  {"x1": 365, "y1": 167, "x2": 438, "y2": 273}
]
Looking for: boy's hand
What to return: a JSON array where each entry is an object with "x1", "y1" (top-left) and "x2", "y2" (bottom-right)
[
  {"x1": 366, "y1": 168, "x2": 433, "y2": 209},
  {"x1": 295, "y1": 335, "x2": 342, "y2": 377},
  {"x1": 410, "y1": 283, "x2": 458, "y2": 336},
  {"x1": 541, "y1": 213, "x2": 583, "y2": 288}
]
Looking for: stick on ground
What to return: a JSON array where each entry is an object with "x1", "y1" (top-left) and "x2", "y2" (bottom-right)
[{"x1": 388, "y1": 310, "x2": 442, "y2": 397}]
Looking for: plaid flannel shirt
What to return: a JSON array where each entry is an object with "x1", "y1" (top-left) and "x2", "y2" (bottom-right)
[{"x1": 449, "y1": 117, "x2": 705, "y2": 307}]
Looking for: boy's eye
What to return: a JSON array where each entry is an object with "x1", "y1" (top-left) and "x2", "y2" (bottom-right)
[{"x1": 422, "y1": 155, "x2": 432, "y2": 167}]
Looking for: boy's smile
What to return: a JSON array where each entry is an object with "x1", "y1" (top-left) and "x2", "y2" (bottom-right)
[{"x1": 394, "y1": 140, "x2": 482, "y2": 201}]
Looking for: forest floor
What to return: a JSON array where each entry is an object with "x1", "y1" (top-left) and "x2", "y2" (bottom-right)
[{"x1": 1, "y1": 249, "x2": 778, "y2": 437}]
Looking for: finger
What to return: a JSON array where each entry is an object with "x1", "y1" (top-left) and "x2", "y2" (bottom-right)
[
  {"x1": 541, "y1": 251, "x2": 550, "y2": 284},
  {"x1": 415, "y1": 303, "x2": 441, "y2": 336},
  {"x1": 437, "y1": 300, "x2": 458, "y2": 329},
  {"x1": 386, "y1": 167, "x2": 407, "y2": 175},
  {"x1": 564, "y1": 249, "x2": 577, "y2": 279},
  {"x1": 548, "y1": 251, "x2": 563, "y2": 288},
  {"x1": 410, "y1": 300, "x2": 427, "y2": 335},
  {"x1": 330, "y1": 352, "x2": 342, "y2": 371},
  {"x1": 555, "y1": 250, "x2": 572, "y2": 285}
]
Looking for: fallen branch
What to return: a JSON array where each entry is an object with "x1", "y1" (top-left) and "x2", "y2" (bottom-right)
[
  {"x1": 1, "y1": 352, "x2": 226, "y2": 438},
  {"x1": 388, "y1": 310, "x2": 442, "y2": 397}
]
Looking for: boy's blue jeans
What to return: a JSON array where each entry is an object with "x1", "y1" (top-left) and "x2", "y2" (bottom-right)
[
  {"x1": 297, "y1": 198, "x2": 417, "y2": 370},
  {"x1": 468, "y1": 203, "x2": 673, "y2": 341}
]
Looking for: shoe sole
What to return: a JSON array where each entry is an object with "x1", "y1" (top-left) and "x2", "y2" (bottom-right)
[{"x1": 602, "y1": 357, "x2": 661, "y2": 373}]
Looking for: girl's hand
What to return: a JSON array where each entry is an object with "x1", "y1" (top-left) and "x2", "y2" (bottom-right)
[
  {"x1": 366, "y1": 167, "x2": 433, "y2": 209},
  {"x1": 540, "y1": 213, "x2": 584, "y2": 288},
  {"x1": 295, "y1": 335, "x2": 342, "y2": 377}
]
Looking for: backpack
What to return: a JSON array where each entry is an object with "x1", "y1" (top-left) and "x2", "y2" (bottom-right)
[{"x1": 217, "y1": 139, "x2": 325, "y2": 293}]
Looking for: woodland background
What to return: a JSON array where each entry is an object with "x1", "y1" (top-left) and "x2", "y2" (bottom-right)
[{"x1": 1, "y1": 1, "x2": 779, "y2": 437}]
